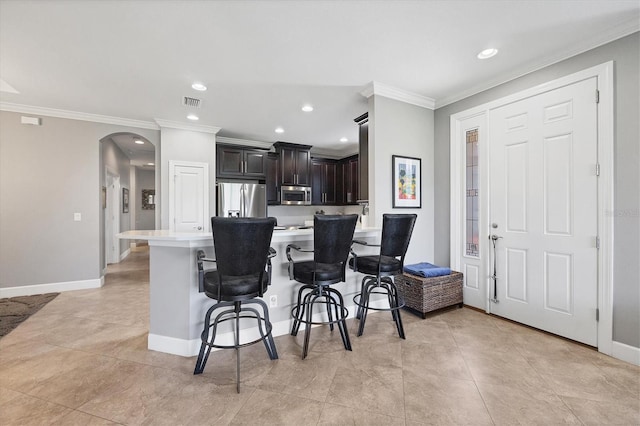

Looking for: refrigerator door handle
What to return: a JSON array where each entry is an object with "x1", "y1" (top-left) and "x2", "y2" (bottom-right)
[{"x1": 240, "y1": 184, "x2": 245, "y2": 217}]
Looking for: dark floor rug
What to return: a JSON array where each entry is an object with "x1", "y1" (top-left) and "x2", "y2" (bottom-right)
[{"x1": 0, "y1": 293, "x2": 59, "y2": 338}]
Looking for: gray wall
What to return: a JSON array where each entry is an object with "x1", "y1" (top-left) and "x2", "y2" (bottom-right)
[
  {"x1": 0, "y1": 110, "x2": 159, "y2": 289},
  {"x1": 159, "y1": 127, "x2": 216, "y2": 229},
  {"x1": 135, "y1": 168, "x2": 156, "y2": 230},
  {"x1": 369, "y1": 95, "x2": 435, "y2": 265},
  {"x1": 434, "y1": 33, "x2": 640, "y2": 348}
]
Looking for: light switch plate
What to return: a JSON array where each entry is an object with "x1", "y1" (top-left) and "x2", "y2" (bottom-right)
[{"x1": 74, "y1": 213, "x2": 82, "y2": 221}]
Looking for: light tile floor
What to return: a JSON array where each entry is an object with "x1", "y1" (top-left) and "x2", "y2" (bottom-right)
[{"x1": 1, "y1": 247, "x2": 638, "y2": 425}]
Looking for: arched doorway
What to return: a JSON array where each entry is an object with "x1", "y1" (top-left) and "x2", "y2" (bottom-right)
[{"x1": 99, "y1": 132, "x2": 156, "y2": 272}]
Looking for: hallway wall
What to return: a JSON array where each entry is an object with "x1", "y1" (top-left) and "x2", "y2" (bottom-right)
[{"x1": 0, "y1": 110, "x2": 159, "y2": 294}]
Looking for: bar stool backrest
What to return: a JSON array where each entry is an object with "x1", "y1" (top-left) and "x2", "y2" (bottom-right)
[
  {"x1": 380, "y1": 214, "x2": 417, "y2": 264},
  {"x1": 211, "y1": 217, "x2": 276, "y2": 278},
  {"x1": 313, "y1": 214, "x2": 358, "y2": 265}
]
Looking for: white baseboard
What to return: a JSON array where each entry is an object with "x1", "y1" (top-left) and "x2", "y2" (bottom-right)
[
  {"x1": 148, "y1": 334, "x2": 200, "y2": 357},
  {"x1": 611, "y1": 341, "x2": 640, "y2": 366},
  {"x1": 119, "y1": 248, "x2": 131, "y2": 262},
  {"x1": 0, "y1": 278, "x2": 103, "y2": 298},
  {"x1": 147, "y1": 298, "x2": 391, "y2": 357}
]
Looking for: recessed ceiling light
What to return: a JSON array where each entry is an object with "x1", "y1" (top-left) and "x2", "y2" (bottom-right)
[
  {"x1": 134, "y1": 139, "x2": 144, "y2": 145},
  {"x1": 187, "y1": 114, "x2": 199, "y2": 121},
  {"x1": 191, "y1": 82, "x2": 207, "y2": 91},
  {"x1": 147, "y1": 162, "x2": 155, "y2": 166},
  {"x1": 340, "y1": 137, "x2": 348, "y2": 143},
  {"x1": 301, "y1": 105, "x2": 314, "y2": 112},
  {"x1": 477, "y1": 48, "x2": 498, "y2": 59},
  {"x1": 275, "y1": 127, "x2": 284, "y2": 134}
]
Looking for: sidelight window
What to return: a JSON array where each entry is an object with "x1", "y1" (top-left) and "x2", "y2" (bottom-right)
[{"x1": 466, "y1": 129, "x2": 479, "y2": 257}]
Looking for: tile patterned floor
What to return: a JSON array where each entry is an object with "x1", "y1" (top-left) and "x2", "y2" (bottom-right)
[{"x1": 1, "y1": 247, "x2": 638, "y2": 425}]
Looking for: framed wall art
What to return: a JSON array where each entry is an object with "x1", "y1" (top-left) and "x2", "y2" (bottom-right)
[
  {"x1": 122, "y1": 187, "x2": 129, "y2": 213},
  {"x1": 392, "y1": 155, "x2": 421, "y2": 208}
]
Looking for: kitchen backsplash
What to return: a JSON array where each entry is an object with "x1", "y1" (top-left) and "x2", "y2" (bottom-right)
[{"x1": 267, "y1": 205, "x2": 361, "y2": 226}]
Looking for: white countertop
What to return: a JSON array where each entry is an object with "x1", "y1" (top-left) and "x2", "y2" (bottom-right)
[{"x1": 118, "y1": 227, "x2": 380, "y2": 247}]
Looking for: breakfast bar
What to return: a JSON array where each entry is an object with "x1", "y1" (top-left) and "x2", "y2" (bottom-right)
[{"x1": 118, "y1": 227, "x2": 380, "y2": 356}]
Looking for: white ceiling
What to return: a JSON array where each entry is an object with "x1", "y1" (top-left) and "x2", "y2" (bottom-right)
[
  {"x1": 108, "y1": 133, "x2": 156, "y2": 168},
  {"x1": 1, "y1": 1, "x2": 638, "y2": 158}
]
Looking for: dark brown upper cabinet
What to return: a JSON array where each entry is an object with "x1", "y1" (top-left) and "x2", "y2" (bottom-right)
[
  {"x1": 266, "y1": 152, "x2": 280, "y2": 205},
  {"x1": 216, "y1": 145, "x2": 267, "y2": 179},
  {"x1": 343, "y1": 155, "x2": 359, "y2": 205},
  {"x1": 355, "y1": 113, "x2": 368, "y2": 201},
  {"x1": 311, "y1": 159, "x2": 337, "y2": 205},
  {"x1": 274, "y1": 142, "x2": 311, "y2": 186}
]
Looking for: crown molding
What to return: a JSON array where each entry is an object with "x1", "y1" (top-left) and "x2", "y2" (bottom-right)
[
  {"x1": 360, "y1": 81, "x2": 435, "y2": 110},
  {"x1": 154, "y1": 119, "x2": 221, "y2": 134},
  {"x1": 310, "y1": 147, "x2": 358, "y2": 159},
  {"x1": 0, "y1": 102, "x2": 159, "y2": 129},
  {"x1": 216, "y1": 136, "x2": 273, "y2": 149},
  {"x1": 435, "y1": 20, "x2": 640, "y2": 109}
]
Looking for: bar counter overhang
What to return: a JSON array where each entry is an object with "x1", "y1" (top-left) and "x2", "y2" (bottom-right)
[{"x1": 118, "y1": 227, "x2": 381, "y2": 357}]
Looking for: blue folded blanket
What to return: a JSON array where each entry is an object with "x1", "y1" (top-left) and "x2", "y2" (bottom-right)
[{"x1": 404, "y1": 263, "x2": 451, "y2": 278}]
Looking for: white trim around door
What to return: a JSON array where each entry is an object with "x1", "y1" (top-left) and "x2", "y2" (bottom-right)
[{"x1": 450, "y1": 61, "x2": 614, "y2": 357}]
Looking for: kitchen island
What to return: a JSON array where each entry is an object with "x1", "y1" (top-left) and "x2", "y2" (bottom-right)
[{"x1": 118, "y1": 227, "x2": 380, "y2": 356}]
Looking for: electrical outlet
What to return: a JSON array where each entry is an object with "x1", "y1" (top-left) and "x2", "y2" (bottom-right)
[{"x1": 269, "y1": 295, "x2": 277, "y2": 308}]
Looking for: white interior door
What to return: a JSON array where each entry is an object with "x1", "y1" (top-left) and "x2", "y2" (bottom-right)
[
  {"x1": 169, "y1": 161, "x2": 209, "y2": 232},
  {"x1": 488, "y1": 77, "x2": 599, "y2": 346}
]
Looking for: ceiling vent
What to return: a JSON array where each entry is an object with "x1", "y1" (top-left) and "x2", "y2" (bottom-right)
[{"x1": 183, "y1": 96, "x2": 201, "y2": 108}]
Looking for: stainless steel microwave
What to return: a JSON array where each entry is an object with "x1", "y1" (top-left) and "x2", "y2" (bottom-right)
[{"x1": 281, "y1": 186, "x2": 312, "y2": 205}]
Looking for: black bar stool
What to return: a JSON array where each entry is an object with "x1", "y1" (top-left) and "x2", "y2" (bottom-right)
[
  {"x1": 193, "y1": 217, "x2": 278, "y2": 393},
  {"x1": 286, "y1": 214, "x2": 358, "y2": 359},
  {"x1": 349, "y1": 214, "x2": 417, "y2": 338}
]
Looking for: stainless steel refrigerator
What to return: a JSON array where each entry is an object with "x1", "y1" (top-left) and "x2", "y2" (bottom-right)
[{"x1": 216, "y1": 182, "x2": 267, "y2": 218}]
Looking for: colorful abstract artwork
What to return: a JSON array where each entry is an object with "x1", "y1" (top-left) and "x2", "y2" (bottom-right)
[{"x1": 392, "y1": 155, "x2": 421, "y2": 208}]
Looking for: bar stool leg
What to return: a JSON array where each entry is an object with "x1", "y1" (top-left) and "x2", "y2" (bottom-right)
[
  {"x1": 328, "y1": 289, "x2": 351, "y2": 351},
  {"x1": 356, "y1": 276, "x2": 369, "y2": 319},
  {"x1": 357, "y1": 283, "x2": 373, "y2": 337},
  {"x1": 302, "y1": 293, "x2": 320, "y2": 359},
  {"x1": 388, "y1": 281, "x2": 405, "y2": 339},
  {"x1": 324, "y1": 287, "x2": 335, "y2": 332},
  {"x1": 194, "y1": 304, "x2": 217, "y2": 374},
  {"x1": 235, "y1": 302, "x2": 241, "y2": 393}
]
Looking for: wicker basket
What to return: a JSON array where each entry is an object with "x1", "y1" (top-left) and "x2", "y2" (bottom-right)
[{"x1": 395, "y1": 271, "x2": 463, "y2": 318}]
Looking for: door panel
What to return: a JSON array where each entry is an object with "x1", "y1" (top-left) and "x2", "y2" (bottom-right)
[
  {"x1": 504, "y1": 141, "x2": 529, "y2": 233},
  {"x1": 544, "y1": 134, "x2": 573, "y2": 235},
  {"x1": 171, "y1": 162, "x2": 208, "y2": 232},
  {"x1": 296, "y1": 149, "x2": 310, "y2": 186},
  {"x1": 244, "y1": 150, "x2": 266, "y2": 177},
  {"x1": 489, "y1": 77, "x2": 598, "y2": 346}
]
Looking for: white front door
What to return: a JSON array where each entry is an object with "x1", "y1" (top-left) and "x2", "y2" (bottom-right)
[
  {"x1": 169, "y1": 161, "x2": 209, "y2": 232},
  {"x1": 488, "y1": 77, "x2": 598, "y2": 346}
]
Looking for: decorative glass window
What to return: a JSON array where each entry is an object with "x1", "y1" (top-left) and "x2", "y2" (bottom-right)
[{"x1": 466, "y1": 129, "x2": 479, "y2": 257}]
